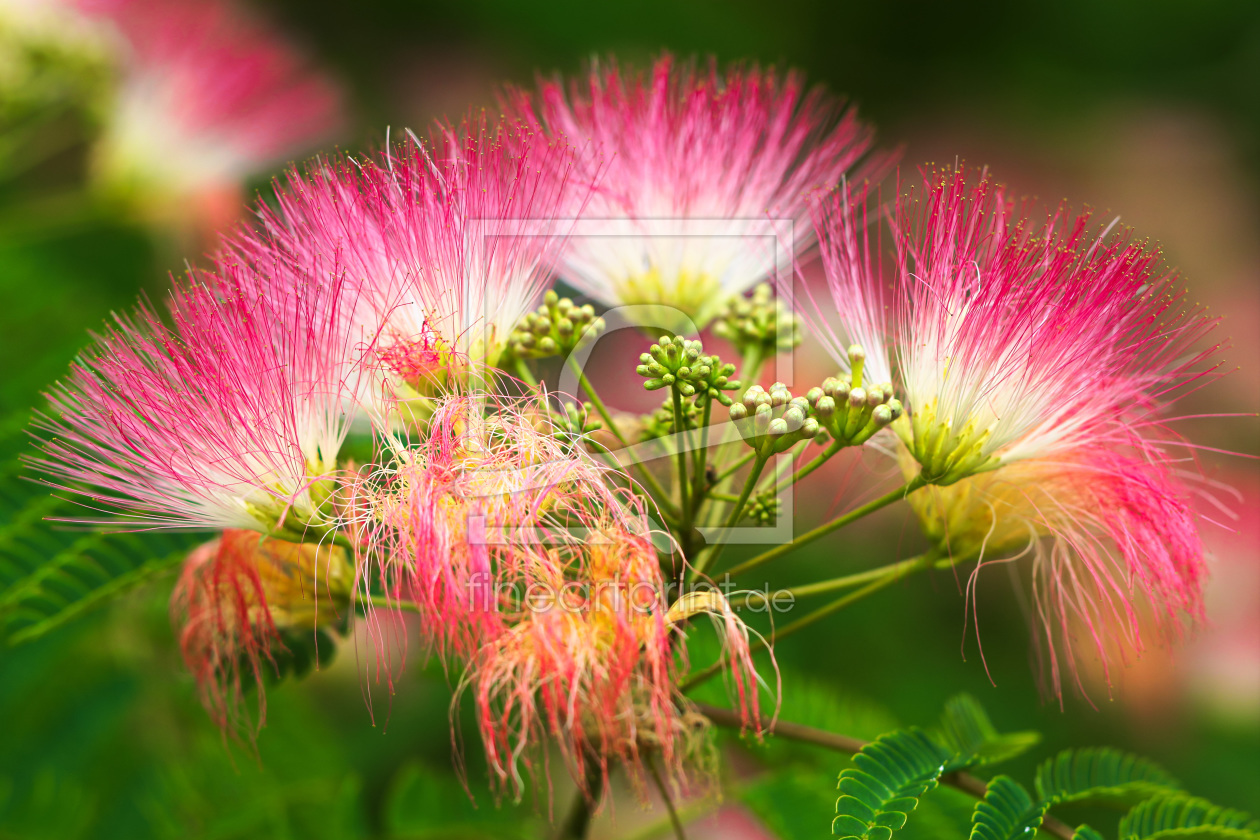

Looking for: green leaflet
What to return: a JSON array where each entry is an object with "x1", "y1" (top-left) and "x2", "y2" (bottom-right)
[
  {"x1": 936, "y1": 693, "x2": 1041, "y2": 770},
  {"x1": 832, "y1": 728, "x2": 952, "y2": 839},
  {"x1": 968, "y1": 775, "x2": 1047, "y2": 840},
  {"x1": 0, "y1": 512, "x2": 201, "y2": 645},
  {"x1": 1034, "y1": 747, "x2": 1182, "y2": 806},
  {"x1": 1073, "y1": 826, "x2": 1107, "y2": 840},
  {"x1": 1119, "y1": 795, "x2": 1260, "y2": 840}
]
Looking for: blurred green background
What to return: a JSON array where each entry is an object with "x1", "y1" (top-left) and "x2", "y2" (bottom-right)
[{"x1": 1, "y1": 1, "x2": 1257, "y2": 837}]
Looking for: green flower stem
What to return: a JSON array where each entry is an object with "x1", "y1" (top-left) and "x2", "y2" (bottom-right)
[
  {"x1": 713, "y1": 450, "x2": 756, "y2": 484},
  {"x1": 721, "y1": 476, "x2": 927, "y2": 580},
  {"x1": 566, "y1": 355, "x2": 677, "y2": 517},
  {"x1": 732, "y1": 553, "x2": 932, "y2": 608},
  {"x1": 688, "y1": 399, "x2": 713, "y2": 520},
  {"x1": 647, "y1": 755, "x2": 688, "y2": 840},
  {"x1": 681, "y1": 557, "x2": 931, "y2": 693},
  {"x1": 688, "y1": 454, "x2": 767, "y2": 582},
  {"x1": 512, "y1": 355, "x2": 538, "y2": 388},
  {"x1": 671, "y1": 386, "x2": 692, "y2": 516},
  {"x1": 764, "y1": 438, "x2": 844, "y2": 495},
  {"x1": 556, "y1": 758, "x2": 604, "y2": 840},
  {"x1": 692, "y1": 704, "x2": 1075, "y2": 840},
  {"x1": 363, "y1": 594, "x2": 423, "y2": 614}
]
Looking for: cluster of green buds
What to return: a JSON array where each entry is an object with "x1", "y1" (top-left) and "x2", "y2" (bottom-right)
[
  {"x1": 509, "y1": 291, "x2": 605, "y2": 359},
  {"x1": 712, "y1": 283, "x2": 801, "y2": 357},
  {"x1": 745, "y1": 492, "x2": 782, "y2": 526},
  {"x1": 636, "y1": 335, "x2": 740, "y2": 406},
  {"x1": 549, "y1": 400, "x2": 601, "y2": 440},
  {"x1": 729, "y1": 382, "x2": 825, "y2": 458},
  {"x1": 639, "y1": 399, "x2": 700, "y2": 442},
  {"x1": 805, "y1": 345, "x2": 903, "y2": 448}
]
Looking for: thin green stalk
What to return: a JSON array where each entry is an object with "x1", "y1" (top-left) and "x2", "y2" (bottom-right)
[
  {"x1": 688, "y1": 454, "x2": 767, "y2": 582},
  {"x1": 512, "y1": 356, "x2": 538, "y2": 388},
  {"x1": 713, "y1": 450, "x2": 756, "y2": 484},
  {"x1": 688, "y1": 399, "x2": 712, "y2": 519},
  {"x1": 765, "y1": 438, "x2": 843, "y2": 495},
  {"x1": 733, "y1": 553, "x2": 930, "y2": 608},
  {"x1": 556, "y1": 759, "x2": 604, "y2": 840},
  {"x1": 722, "y1": 476, "x2": 927, "y2": 579},
  {"x1": 682, "y1": 556, "x2": 931, "y2": 693},
  {"x1": 363, "y1": 594, "x2": 423, "y2": 614},
  {"x1": 566, "y1": 356, "x2": 676, "y2": 515},
  {"x1": 647, "y1": 756, "x2": 688, "y2": 840},
  {"x1": 671, "y1": 387, "x2": 691, "y2": 516}
]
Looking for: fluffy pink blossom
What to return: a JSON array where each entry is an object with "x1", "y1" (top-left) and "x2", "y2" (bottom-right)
[
  {"x1": 892, "y1": 167, "x2": 1221, "y2": 485},
  {"x1": 507, "y1": 53, "x2": 884, "y2": 329},
  {"x1": 80, "y1": 0, "x2": 342, "y2": 224},
  {"x1": 32, "y1": 264, "x2": 371, "y2": 533},
  {"x1": 224, "y1": 114, "x2": 577, "y2": 402},
  {"x1": 878, "y1": 167, "x2": 1225, "y2": 697},
  {"x1": 903, "y1": 442, "x2": 1207, "y2": 699}
]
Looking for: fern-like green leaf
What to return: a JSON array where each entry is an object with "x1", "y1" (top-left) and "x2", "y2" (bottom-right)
[
  {"x1": 968, "y1": 775, "x2": 1047, "y2": 840},
  {"x1": 1034, "y1": 748, "x2": 1181, "y2": 806},
  {"x1": 1073, "y1": 826, "x2": 1106, "y2": 840},
  {"x1": 936, "y1": 694, "x2": 1041, "y2": 770},
  {"x1": 833, "y1": 728, "x2": 952, "y2": 839},
  {"x1": 1119, "y1": 795, "x2": 1259, "y2": 840},
  {"x1": 1, "y1": 524, "x2": 200, "y2": 645}
]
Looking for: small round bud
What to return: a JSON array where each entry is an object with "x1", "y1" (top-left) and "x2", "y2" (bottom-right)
[
  {"x1": 768, "y1": 418, "x2": 789, "y2": 436},
  {"x1": 815, "y1": 396, "x2": 836, "y2": 417},
  {"x1": 557, "y1": 318, "x2": 574, "y2": 336},
  {"x1": 866, "y1": 387, "x2": 884, "y2": 406},
  {"x1": 538, "y1": 337, "x2": 558, "y2": 354},
  {"x1": 806, "y1": 386, "x2": 824, "y2": 405},
  {"x1": 729, "y1": 403, "x2": 748, "y2": 421},
  {"x1": 847, "y1": 344, "x2": 865, "y2": 364},
  {"x1": 544, "y1": 290, "x2": 559, "y2": 306},
  {"x1": 872, "y1": 404, "x2": 893, "y2": 427},
  {"x1": 848, "y1": 388, "x2": 866, "y2": 407},
  {"x1": 802, "y1": 418, "x2": 820, "y2": 437}
]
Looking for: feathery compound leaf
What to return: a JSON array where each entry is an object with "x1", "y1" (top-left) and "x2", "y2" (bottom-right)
[
  {"x1": 833, "y1": 728, "x2": 952, "y2": 839},
  {"x1": 936, "y1": 693, "x2": 1041, "y2": 770},
  {"x1": 1073, "y1": 827, "x2": 1106, "y2": 840},
  {"x1": 968, "y1": 776, "x2": 1047, "y2": 840},
  {"x1": 1, "y1": 527, "x2": 200, "y2": 645},
  {"x1": 1119, "y1": 795, "x2": 1260, "y2": 840},
  {"x1": 1034, "y1": 748, "x2": 1181, "y2": 805}
]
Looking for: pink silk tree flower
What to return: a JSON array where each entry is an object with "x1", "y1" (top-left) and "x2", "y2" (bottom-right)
[
  {"x1": 900, "y1": 440, "x2": 1207, "y2": 701},
  {"x1": 80, "y1": 0, "x2": 342, "y2": 230},
  {"x1": 31, "y1": 264, "x2": 372, "y2": 534},
  {"x1": 224, "y1": 114, "x2": 577, "y2": 404},
  {"x1": 172, "y1": 528, "x2": 354, "y2": 733},
  {"x1": 506, "y1": 53, "x2": 884, "y2": 331},
  {"x1": 891, "y1": 167, "x2": 1221, "y2": 486}
]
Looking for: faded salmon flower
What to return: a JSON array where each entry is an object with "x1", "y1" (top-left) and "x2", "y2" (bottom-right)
[
  {"x1": 508, "y1": 53, "x2": 882, "y2": 331},
  {"x1": 463, "y1": 524, "x2": 763, "y2": 801},
  {"x1": 350, "y1": 392, "x2": 644, "y2": 660},
  {"x1": 32, "y1": 264, "x2": 372, "y2": 534},
  {"x1": 892, "y1": 168, "x2": 1220, "y2": 485},
  {"x1": 82, "y1": 0, "x2": 342, "y2": 230},
  {"x1": 226, "y1": 114, "x2": 577, "y2": 404},
  {"x1": 900, "y1": 440, "x2": 1207, "y2": 699},
  {"x1": 172, "y1": 528, "x2": 353, "y2": 731}
]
